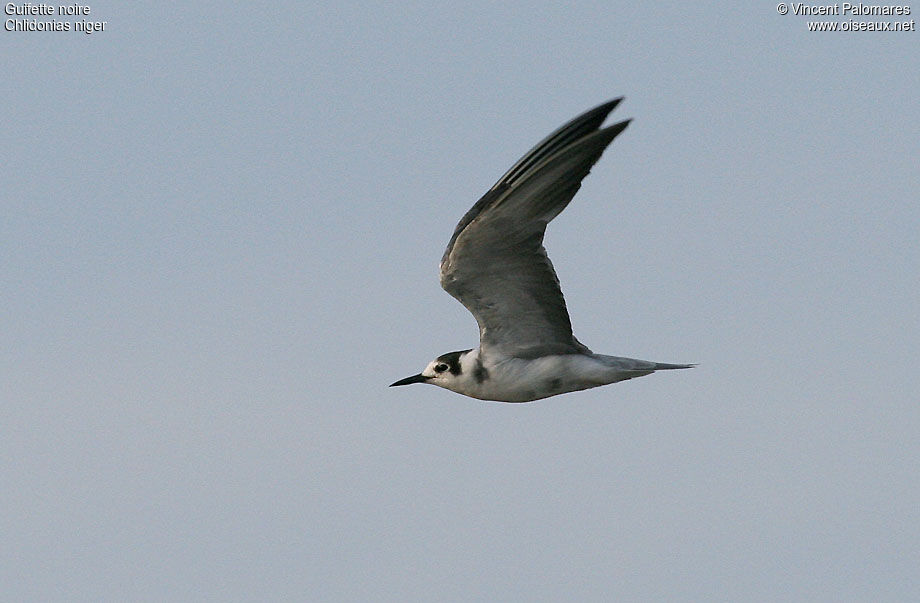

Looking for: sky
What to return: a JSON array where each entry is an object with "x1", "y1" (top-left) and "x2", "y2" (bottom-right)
[{"x1": 2, "y1": 1, "x2": 918, "y2": 600}]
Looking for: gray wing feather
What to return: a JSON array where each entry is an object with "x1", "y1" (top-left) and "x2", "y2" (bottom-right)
[{"x1": 440, "y1": 101, "x2": 631, "y2": 357}]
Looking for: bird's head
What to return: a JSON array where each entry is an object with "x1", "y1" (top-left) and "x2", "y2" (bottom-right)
[{"x1": 390, "y1": 349, "x2": 470, "y2": 392}]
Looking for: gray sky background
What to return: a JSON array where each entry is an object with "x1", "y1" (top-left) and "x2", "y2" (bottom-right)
[{"x1": 3, "y1": 2, "x2": 918, "y2": 600}]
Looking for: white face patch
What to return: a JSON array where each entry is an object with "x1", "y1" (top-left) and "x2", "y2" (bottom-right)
[{"x1": 424, "y1": 358, "x2": 453, "y2": 380}]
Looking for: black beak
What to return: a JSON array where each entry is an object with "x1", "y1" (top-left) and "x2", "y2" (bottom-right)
[{"x1": 389, "y1": 373, "x2": 429, "y2": 387}]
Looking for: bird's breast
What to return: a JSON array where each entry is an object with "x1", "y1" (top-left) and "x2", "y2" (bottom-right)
[{"x1": 458, "y1": 354, "x2": 609, "y2": 402}]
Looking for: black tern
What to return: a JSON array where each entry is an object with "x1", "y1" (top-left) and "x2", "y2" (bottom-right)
[{"x1": 391, "y1": 98, "x2": 693, "y2": 402}]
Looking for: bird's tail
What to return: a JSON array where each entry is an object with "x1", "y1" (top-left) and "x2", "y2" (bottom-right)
[
  {"x1": 592, "y1": 355, "x2": 695, "y2": 384},
  {"x1": 650, "y1": 362, "x2": 696, "y2": 371},
  {"x1": 595, "y1": 354, "x2": 695, "y2": 372}
]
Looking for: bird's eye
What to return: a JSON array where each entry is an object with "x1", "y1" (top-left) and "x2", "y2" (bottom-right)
[{"x1": 434, "y1": 363, "x2": 449, "y2": 373}]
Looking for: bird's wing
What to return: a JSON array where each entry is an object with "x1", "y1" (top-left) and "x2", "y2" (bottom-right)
[{"x1": 439, "y1": 99, "x2": 630, "y2": 358}]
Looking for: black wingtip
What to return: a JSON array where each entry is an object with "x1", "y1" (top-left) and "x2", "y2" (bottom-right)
[
  {"x1": 579, "y1": 97, "x2": 624, "y2": 126},
  {"x1": 578, "y1": 118, "x2": 631, "y2": 150},
  {"x1": 595, "y1": 96, "x2": 624, "y2": 110},
  {"x1": 606, "y1": 117, "x2": 631, "y2": 133},
  {"x1": 495, "y1": 96, "x2": 628, "y2": 190},
  {"x1": 606, "y1": 96, "x2": 625, "y2": 109}
]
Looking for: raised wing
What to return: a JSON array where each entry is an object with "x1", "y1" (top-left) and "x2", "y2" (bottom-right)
[{"x1": 439, "y1": 99, "x2": 630, "y2": 357}]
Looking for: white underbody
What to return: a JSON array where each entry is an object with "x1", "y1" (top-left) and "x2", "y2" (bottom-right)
[{"x1": 444, "y1": 348, "x2": 663, "y2": 402}]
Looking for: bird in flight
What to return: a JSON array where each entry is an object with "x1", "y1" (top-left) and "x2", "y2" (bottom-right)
[{"x1": 391, "y1": 98, "x2": 693, "y2": 402}]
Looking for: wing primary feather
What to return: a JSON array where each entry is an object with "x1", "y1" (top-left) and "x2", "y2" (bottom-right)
[
  {"x1": 495, "y1": 98, "x2": 623, "y2": 189},
  {"x1": 442, "y1": 100, "x2": 625, "y2": 267},
  {"x1": 483, "y1": 119, "x2": 631, "y2": 225}
]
